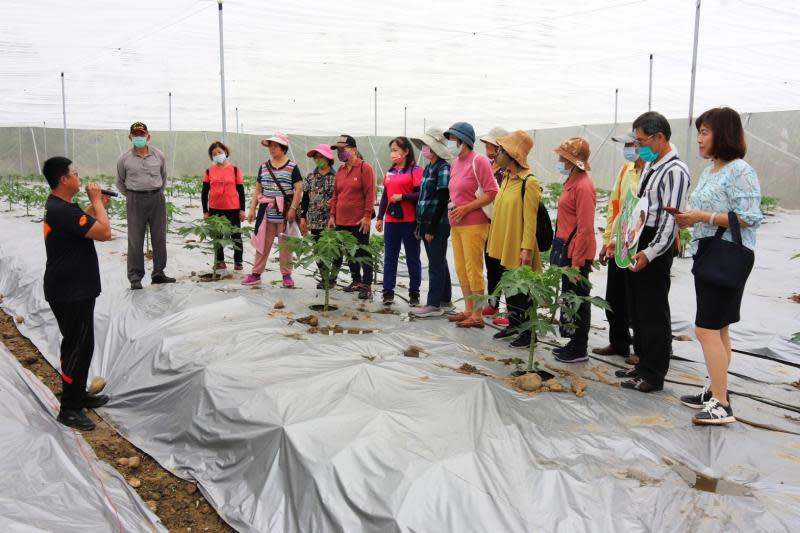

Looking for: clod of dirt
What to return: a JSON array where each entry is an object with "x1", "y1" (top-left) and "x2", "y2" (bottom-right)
[
  {"x1": 297, "y1": 315, "x2": 319, "y2": 327},
  {"x1": 790, "y1": 293, "x2": 800, "y2": 304},
  {"x1": 128, "y1": 456, "x2": 141, "y2": 469},
  {"x1": 480, "y1": 355, "x2": 497, "y2": 362},
  {"x1": 403, "y1": 345, "x2": 428, "y2": 358},
  {"x1": 147, "y1": 492, "x2": 161, "y2": 501},
  {"x1": 588, "y1": 366, "x2": 610, "y2": 385},
  {"x1": 418, "y1": 376, "x2": 430, "y2": 382},
  {"x1": 186, "y1": 484, "x2": 198, "y2": 495},
  {"x1": 117, "y1": 457, "x2": 130, "y2": 466},
  {"x1": 282, "y1": 332, "x2": 306, "y2": 340},
  {"x1": 571, "y1": 377, "x2": 587, "y2": 397},
  {"x1": 625, "y1": 415, "x2": 673, "y2": 429},
  {"x1": 14, "y1": 315, "x2": 24, "y2": 324},
  {"x1": 791, "y1": 380, "x2": 800, "y2": 389},
  {"x1": 128, "y1": 477, "x2": 142, "y2": 488},
  {"x1": 459, "y1": 363, "x2": 479, "y2": 374},
  {"x1": 516, "y1": 373, "x2": 542, "y2": 392},
  {"x1": 87, "y1": 376, "x2": 106, "y2": 395},
  {"x1": 146, "y1": 500, "x2": 158, "y2": 513},
  {"x1": 672, "y1": 334, "x2": 693, "y2": 342},
  {"x1": 543, "y1": 378, "x2": 566, "y2": 392},
  {"x1": 499, "y1": 357, "x2": 525, "y2": 366},
  {"x1": 273, "y1": 300, "x2": 285, "y2": 310}
]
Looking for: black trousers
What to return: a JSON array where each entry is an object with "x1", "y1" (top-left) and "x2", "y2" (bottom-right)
[
  {"x1": 50, "y1": 298, "x2": 96, "y2": 411},
  {"x1": 560, "y1": 262, "x2": 592, "y2": 350},
  {"x1": 333, "y1": 225, "x2": 373, "y2": 285},
  {"x1": 208, "y1": 208, "x2": 243, "y2": 264},
  {"x1": 605, "y1": 259, "x2": 633, "y2": 355},
  {"x1": 627, "y1": 227, "x2": 673, "y2": 387},
  {"x1": 485, "y1": 253, "x2": 503, "y2": 308},
  {"x1": 496, "y1": 263, "x2": 531, "y2": 329}
]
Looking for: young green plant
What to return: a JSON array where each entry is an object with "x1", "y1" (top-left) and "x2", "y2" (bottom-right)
[{"x1": 179, "y1": 215, "x2": 253, "y2": 277}]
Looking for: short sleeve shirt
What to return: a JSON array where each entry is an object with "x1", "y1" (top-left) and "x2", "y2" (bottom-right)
[
  {"x1": 43, "y1": 195, "x2": 101, "y2": 303},
  {"x1": 204, "y1": 164, "x2": 243, "y2": 210},
  {"x1": 383, "y1": 165, "x2": 423, "y2": 223},
  {"x1": 257, "y1": 160, "x2": 302, "y2": 223}
]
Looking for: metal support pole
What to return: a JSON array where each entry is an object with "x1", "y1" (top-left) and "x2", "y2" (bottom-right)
[
  {"x1": 686, "y1": 0, "x2": 701, "y2": 162},
  {"x1": 218, "y1": 1, "x2": 227, "y2": 142},
  {"x1": 423, "y1": 117, "x2": 426, "y2": 133},
  {"x1": 61, "y1": 72, "x2": 67, "y2": 156},
  {"x1": 169, "y1": 91, "x2": 172, "y2": 131},
  {"x1": 614, "y1": 88, "x2": 619, "y2": 126},
  {"x1": 374, "y1": 87, "x2": 377, "y2": 136},
  {"x1": 30, "y1": 128, "x2": 41, "y2": 174},
  {"x1": 235, "y1": 107, "x2": 239, "y2": 135},
  {"x1": 43, "y1": 121, "x2": 47, "y2": 160},
  {"x1": 648, "y1": 54, "x2": 653, "y2": 111},
  {"x1": 404, "y1": 106, "x2": 407, "y2": 136},
  {"x1": 18, "y1": 128, "x2": 23, "y2": 175}
]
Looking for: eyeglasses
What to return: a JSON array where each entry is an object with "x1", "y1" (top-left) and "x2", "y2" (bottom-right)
[{"x1": 633, "y1": 134, "x2": 655, "y2": 148}]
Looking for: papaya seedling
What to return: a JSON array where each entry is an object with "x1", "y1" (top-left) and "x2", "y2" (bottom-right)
[{"x1": 179, "y1": 215, "x2": 253, "y2": 278}]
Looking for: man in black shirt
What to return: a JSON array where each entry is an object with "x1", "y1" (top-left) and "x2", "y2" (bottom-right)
[{"x1": 42, "y1": 156, "x2": 113, "y2": 430}]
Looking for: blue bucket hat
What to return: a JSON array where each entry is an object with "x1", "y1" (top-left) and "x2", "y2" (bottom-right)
[{"x1": 444, "y1": 122, "x2": 476, "y2": 148}]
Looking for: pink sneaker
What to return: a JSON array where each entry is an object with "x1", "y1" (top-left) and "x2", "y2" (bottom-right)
[
  {"x1": 241, "y1": 273, "x2": 262, "y2": 286},
  {"x1": 493, "y1": 316, "x2": 510, "y2": 326},
  {"x1": 282, "y1": 274, "x2": 295, "y2": 288}
]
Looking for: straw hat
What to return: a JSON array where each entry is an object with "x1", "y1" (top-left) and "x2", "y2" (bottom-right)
[
  {"x1": 411, "y1": 127, "x2": 452, "y2": 162},
  {"x1": 261, "y1": 132, "x2": 289, "y2": 148},
  {"x1": 480, "y1": 127, "x2": 510, "y2": 147},
  {"x1": 496, "y1": 130, "x2": 533, "y2": 169},
  {"x1": 553, "y1": 137, "x2": 591, "y2": 171}
]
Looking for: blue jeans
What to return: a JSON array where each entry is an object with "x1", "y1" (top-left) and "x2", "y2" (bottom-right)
[
  {"x1": 422, "y1": 222, "x2": 452, "y2": 307},
  {"x1": 383, "y1": 222, "x2": 421, "y2": 294}
]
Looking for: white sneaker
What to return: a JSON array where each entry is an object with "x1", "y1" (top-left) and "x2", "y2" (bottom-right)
[
  {"x1": 440, "y1": 302, "x2": 457, "y2": 315},
  {"x1": 411, "y1": 305, "x2": 444, "y2": 318}
]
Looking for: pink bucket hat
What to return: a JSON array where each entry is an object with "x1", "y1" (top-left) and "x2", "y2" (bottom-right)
[
  {"x1": 306, "y1": 143, "x2": 334, "y2": 160},
  {"x1": 261, "y1": 132, "x2": 289, "y2": 148}
]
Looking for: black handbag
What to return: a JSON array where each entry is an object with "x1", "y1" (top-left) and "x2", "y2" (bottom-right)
[
  {"x1": 691, "y1": 211, "x2": 754, "y2": 289},
  {"x1": 549, "y1": 227, "x2": 577, "y2": 267}
]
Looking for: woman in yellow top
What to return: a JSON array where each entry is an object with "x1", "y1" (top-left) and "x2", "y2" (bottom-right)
[
  {"x1": 486, "y1": 130, "x2": 542, "y2": 349},
  {"x1": 592, "y1": 132, "x2": 643, "y2": 364}
]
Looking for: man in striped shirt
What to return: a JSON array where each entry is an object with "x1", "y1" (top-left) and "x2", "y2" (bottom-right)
[{"x1": 611, "y1": 111, "x2": 690, "y2": 393}]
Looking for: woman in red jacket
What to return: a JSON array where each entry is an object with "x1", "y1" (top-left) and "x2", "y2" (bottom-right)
[{"x1": 551, "y1": 137, "x2": 597, "y2": 363}]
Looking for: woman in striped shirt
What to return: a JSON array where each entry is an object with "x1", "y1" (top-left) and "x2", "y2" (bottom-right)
[{"x1": 242, "y1": 133, "x2": 303, "y2": 288}]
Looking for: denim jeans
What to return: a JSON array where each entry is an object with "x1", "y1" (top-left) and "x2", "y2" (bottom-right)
[
  {"x1": 422, "y1": 221, "x2": 452, "y2": 307},
  {"x1": 383, "y1": 221, "x2": 421, "y2": 294}
]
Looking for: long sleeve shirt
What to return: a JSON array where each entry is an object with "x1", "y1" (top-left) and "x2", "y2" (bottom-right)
[
  {"x1": 329, "y1": 160, "x2": 376, "y2": 227},
  {"x1": 603, "y1": 162, "x2": 641, "y2": 245},
  {"x1": 636, "y1": 148, "x2": 690, "y2": 263},
  {"x1": 556, "y1": 172, "x2": 597, "y2": 268}
]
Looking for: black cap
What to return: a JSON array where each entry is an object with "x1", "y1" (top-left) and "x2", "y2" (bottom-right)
[
  {"x1": 331, "y1": 134, "x2": 356, "y2": 148},
  {"x1": 130, "y1": 121, "x2": 148, "y2": 134}
]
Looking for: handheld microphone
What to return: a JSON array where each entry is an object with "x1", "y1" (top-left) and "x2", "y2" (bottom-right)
[{"x1": 101, "y1": 189, "x2": 120, "y2": 197}]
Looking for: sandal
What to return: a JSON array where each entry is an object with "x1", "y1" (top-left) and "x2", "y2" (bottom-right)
[
  {"x1": 456, "y1": 316, "x2": 485, "y2": 328},
  {"x1": 447, "y1": 312, "x2": 468, "y2": 322}
]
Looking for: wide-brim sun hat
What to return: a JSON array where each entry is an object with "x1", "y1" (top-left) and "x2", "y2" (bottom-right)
[
  {"x1": 306, "y1": 143, "x2": 335, "y2": 160},
  {"x1": 261, "y1": 132, "x2": 289, "y2": 148},
  {"x1": 444, "y1": 122, "x2": 476, "y2": 148},
  {"x1": 411, "y1": 127, "x2": 452, "y2": 162},
  {"x1": 554, "y1": 137, "x2": 592, "y2": 171},
  {"x1": 496, "y1": 130, "x2": 534, "y2": 170},
  {"x1": 480, "y1": 126, "x2": 510, "y2": 147},
  {"x1": 611, "y1": 131, "x2": 636, "y2": 144}
]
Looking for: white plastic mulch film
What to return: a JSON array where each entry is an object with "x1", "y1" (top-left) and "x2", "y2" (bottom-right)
[
  {"x1": 0, "y1": 343, "x2": 167, "y2": 532},
  {"x1": 1, "y1": 196, "x2": 799, "y2": 531}
]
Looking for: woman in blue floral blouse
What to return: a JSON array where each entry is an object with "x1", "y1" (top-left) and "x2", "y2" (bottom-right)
[{"x1": 674, "y1": 107, "x2": 763, "y2": 426}]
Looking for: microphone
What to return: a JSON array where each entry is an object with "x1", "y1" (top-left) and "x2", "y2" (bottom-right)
[{"x1": 101, "y1": 189, "x2": 120, "y2": 197}]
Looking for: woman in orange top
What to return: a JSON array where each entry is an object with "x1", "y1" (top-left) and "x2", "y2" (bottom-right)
[{"x1": 202, "y1": 141, "x2": 245, "y2": 271}]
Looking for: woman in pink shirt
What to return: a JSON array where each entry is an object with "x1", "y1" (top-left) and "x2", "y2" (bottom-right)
[
  {"x1": 375, "y1": 137, "x2": 423, "y2": 306},
  {"x1": 443, "y1": 122, "x2": 499, "y2": 328},
  {"x1": 551, "y1": 137, "x2": 597, "y2": 363}
]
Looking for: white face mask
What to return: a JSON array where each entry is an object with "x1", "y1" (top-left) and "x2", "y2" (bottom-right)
[
  {"x1": 556, "y1": 161, "x2": 570, "y2": 176},
  {"x1": 447, "y1": 140, "x2": 460, "y2": 156}
]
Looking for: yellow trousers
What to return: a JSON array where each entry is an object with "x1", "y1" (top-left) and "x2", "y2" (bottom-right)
[{"x1": 451, "y1": 223, "x2": 489, "y2": 294}]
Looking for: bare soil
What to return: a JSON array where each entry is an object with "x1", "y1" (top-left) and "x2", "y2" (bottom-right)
[{"x1": 0, "y1": 311, "x2": 233, "y2": 532}]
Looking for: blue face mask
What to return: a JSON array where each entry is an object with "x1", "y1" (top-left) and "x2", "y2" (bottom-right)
[
  {"x1": 213, "y1": 154, "x2": 227, "y2": 164},
  {"x1": 638, "y1": 145, "x2": 658, "y2": 162},
  {"x1": 623, "y1": 146, "x2": 639, "y2": 162},
  {"x1": 132, "y1": 136, "x2": 147, "y2": 148},
  {"x1": 556, "y1": 161, "x2": 570, "y2": 176}
]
